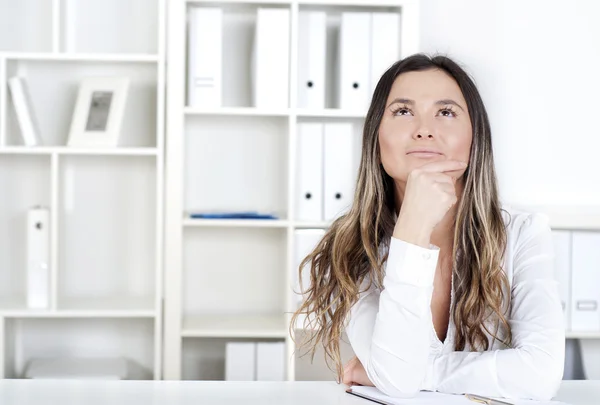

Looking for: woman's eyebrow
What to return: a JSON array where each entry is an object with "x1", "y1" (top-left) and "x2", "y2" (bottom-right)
[
  {"x1": 386, "y1": 98, "x2": 414, "y2": 108},
  {"x1": 387, "y1": 97, "x2": 466, "y2": 112},
  {"x1": 436, "y1": 99, "x2": 465, "y2": 111}
]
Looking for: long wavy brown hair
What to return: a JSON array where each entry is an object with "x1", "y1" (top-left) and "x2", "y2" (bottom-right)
[{"x1": 290, "y1": 54, "x2": 511, "y2": 380}]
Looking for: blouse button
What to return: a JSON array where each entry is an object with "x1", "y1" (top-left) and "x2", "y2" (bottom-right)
[{"x1": 422, "y1": 252, "x2": 431, "y2": 260}]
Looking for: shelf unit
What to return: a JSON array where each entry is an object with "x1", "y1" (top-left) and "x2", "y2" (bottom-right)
[
  {"x1": 164, "y1": 0, "x2": 419, "y2": 380},
  {"x1": 0, "y1": 0, "x2": 165, "y2": 379}
]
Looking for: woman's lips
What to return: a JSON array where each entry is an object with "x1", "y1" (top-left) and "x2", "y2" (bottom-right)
[{"x1": 406, "y1": 151, "x2": 443, "y2": 158}]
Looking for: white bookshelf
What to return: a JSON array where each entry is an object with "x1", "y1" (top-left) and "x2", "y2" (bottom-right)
[
  {"x1": 164, "y1": 0, "x2": 419, "y2": 381},
  {"x1": 0, "y1": 0, "x2": 166, "y2": 380}
]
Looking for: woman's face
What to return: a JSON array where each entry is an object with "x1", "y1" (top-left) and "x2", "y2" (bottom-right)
[{"x1": 378, "y1": 69, "x2": 472, "y2": 183}]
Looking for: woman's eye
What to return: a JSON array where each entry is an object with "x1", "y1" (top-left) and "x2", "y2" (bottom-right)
[
  {"x1": 439, "y1": 108, "x2": 456, "y2": 118},
  {"x1": 393, "y1": 107, "x2": 411, "y2": 116}
]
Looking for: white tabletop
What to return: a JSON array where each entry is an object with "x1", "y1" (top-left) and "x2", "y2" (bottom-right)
[{"x1": 0, "y1": 380, "x2": 597, "y2": 405}]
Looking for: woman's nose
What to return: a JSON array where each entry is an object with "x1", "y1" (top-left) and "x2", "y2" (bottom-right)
[
  {"x1": 416, "y1": 133, "x2": 434, "y2": 139},
  {"x1": 412, "y1": 117, "x2": 435, "y2": 140}
]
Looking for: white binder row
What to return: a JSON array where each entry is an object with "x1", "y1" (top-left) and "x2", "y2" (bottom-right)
[
  {"x1": 553, "y1": 230, "x2": 600, "y2": 331},
  {"x1": 337, "y1": 12, "x2": 400, "y2": 111},
  {"x1": 188, "y1": 8, "x2": 399, "y2": 110},
  {"x1": 296, "y1": 122, "x2": 358, "y2": 222},
  {"x1": 188, "y1": 7, "x2": 290, "y2": 108},
  {"x1": 298, "y1": 11, "x2": 399, "y2": 110},
  {"x1": 225, "y1": 341, "x2": 285, "y2": 381}
]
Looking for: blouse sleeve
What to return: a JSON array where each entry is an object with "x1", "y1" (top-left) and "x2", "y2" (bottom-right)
[{"x1": 345, "y1": 237, "x2": 440, "y2": 398}]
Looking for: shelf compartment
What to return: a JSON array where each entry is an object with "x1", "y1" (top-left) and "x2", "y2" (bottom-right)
[
  {"x1": 183, "y1": 227, "x2": 286, "y2": 317},
  {"x1": 181, "y1": 336, "x2": 285, "y2": 380},
  {"x1": 60, "y1": 0, "x2": 159, "y2": 54},
  {"x1": 185, "y1": 116, "x2": 288, "y2": 218},
  {"x1": 185, "y1": 2, "x2": 290, "y2": 108},
  {"x1": 182, "y1": 314, "x2": 288, "y2": 338},
  {"x1": 0, "y1": 1, "x2": 53, "y2": 53},
  {"x1": 2, "y1": 317, "x2": 154, "y2": 379},
  {"x1": 0, "y1": 155, "x2": 51, "y2": 310},
  {"x1": 5, "y1": 59, "x2": 158, "y2": 147},
  {"x1": 58, "y1": 156, "x2": 157, "y2": 309}
]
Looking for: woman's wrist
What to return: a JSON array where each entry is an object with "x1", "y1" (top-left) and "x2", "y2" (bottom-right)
[{"x1": 393, "y1": 215, "x2": 433, "y2": 248}]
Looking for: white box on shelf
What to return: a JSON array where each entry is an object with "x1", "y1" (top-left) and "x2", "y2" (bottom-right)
[
  {"x1": 256, "y1": 342, "x2": 285, "y2": 381},
  {"x1": 293, "y1": 229, "x2": 326, "y2": 309},
  {"x1": 187, "y1": 7, "x2": 223, "y2": 108},
  {"x1": 8, "y1": 76, "x2": 42, "y2": 146},
  {"x1": 323, "y1": 123, "x2": 355, "y2": 221},
  {"x1": 338, "y1": 12, "x2": 371, "y2": 111},
  {"x1": 296, "y1": 123, "x2": 324, "y2": 222},
  {"x1": 297, "y1": 11, "x2": 326, "y2": 109},
  {"x1": 24, "y1": 358, "x2": 129, "y2": 380},
  {"x1": 552, "y1": 230, "x2": 572, "y2": 329},
  {"x1": 369, "y1": 12, "x2": 399, "y2": 97},
  {"x1": 252, "y1": 8, "x2": 290, "y2": 108},
  {"x1": 225, "y1": 342, "x2": 256, "y2": 381},
  {"x1": 27, "y1": 207, "x2": 50, "y2": 309},
  {"x1": 571, "y1": 231, "x2": 600, "y2": 331}
]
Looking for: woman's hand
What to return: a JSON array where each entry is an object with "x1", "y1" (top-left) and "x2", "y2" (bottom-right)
[
  {"x1": 394, "y1": 160, "x2": 467, "y2": 247},
  {"x1": 342, "y1": 356, "x2": 374, "y2": 387}
]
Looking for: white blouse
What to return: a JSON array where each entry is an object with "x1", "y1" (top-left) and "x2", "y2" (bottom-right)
[{"x1": 345, "y1": 207, "x2": 565, "y2": 400}]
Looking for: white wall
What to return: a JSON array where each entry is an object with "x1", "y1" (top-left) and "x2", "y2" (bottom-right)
[{"x1": 419, "y1": 0, "x2": 600, "y2": 206}]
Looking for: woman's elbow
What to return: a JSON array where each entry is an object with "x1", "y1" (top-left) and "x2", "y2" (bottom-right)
[
  {"x1": 367, "y1": 358, "x2": 427, "y2": 398},
  {"x1": 529, "y1": 363, "x2": 562, "y2": 401},
  {"x1": 522, "y1": 348, "x2": 564, "y2": 400}
]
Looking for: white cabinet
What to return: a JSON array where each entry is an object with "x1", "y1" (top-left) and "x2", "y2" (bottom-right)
[
  {"x1": 164, "y1": 0, "x2": 419, "y2": 381},
  {"x1": 0, "y1": 0, "x2": 165, "y2": 379}
]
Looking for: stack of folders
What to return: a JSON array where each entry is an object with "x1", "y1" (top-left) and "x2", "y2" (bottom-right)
[
  {"x1": 297, "y1": 11, "x2": 399, "y2": 110},
  {"x1": 187, "y1": 7, "x2": 290, "y2": 108},
  {"x1": 8, "y1": 76, "x2": 42, "y2": 146},
  {"x1": 296, "y1": 122, "x2": 357, "y2": 223},
  {"x1": 225, "y1": 342, "x2": 285, "y2": 381},
  {"x1": 338, "y1": 12, "x2": 400, "y2": 111}
]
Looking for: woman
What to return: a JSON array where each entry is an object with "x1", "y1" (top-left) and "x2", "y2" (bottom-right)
[{"x1": 291, "y1": 54, "x2": 565, "y2": 400}]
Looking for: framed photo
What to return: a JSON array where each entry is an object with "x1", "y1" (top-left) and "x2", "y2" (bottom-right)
[{"x1": 67, "y1": 77, "x2": 130, "y2": 147}]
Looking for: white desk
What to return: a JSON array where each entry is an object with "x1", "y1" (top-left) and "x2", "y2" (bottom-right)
[{"x1": 0, "y1": 380, "x2": 597, "y2": 405}]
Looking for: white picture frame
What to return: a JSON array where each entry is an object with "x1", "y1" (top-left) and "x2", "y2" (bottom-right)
[{"x1": 67, "y1": 77, "x2": 130, "y2": 147}]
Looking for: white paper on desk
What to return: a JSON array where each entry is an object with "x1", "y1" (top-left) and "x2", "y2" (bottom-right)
[
  {"x1": 347, "y1": 386, "x2": 571, "y2": 405},
  {"x1": 348, "y1": 386, "x2": 473, "y2": 405}
]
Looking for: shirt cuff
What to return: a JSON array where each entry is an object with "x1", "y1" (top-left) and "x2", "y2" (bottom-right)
[{"x1": 385, "y1": 237, "x2": 439, "y2": 287}]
